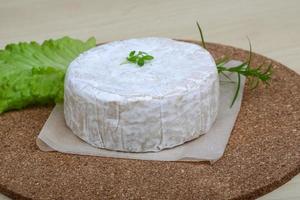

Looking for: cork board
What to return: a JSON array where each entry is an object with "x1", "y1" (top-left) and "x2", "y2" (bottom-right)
[{"x1": 0, "y1": 41, "x2": 299, "y2": 200}]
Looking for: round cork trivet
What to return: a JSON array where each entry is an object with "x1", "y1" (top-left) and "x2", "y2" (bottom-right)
[{"x1": 0, "y1": 41, "x2": 299, "y2": 200}]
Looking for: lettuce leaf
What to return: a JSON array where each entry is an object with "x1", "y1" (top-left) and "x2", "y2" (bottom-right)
[{"x1": 0, "y1": 36, "x2": 96, "y2": 113}]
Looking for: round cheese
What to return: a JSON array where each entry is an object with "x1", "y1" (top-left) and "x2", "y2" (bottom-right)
[{"x1": 64, "y1": 37, "x2": 219, "y2": 152}]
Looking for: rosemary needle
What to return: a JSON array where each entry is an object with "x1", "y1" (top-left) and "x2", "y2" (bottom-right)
[{"x1": 196, "y1": 22, "x2": 206, "y2": 49}]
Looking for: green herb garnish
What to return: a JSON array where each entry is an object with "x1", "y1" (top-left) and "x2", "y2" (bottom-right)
[
  {"x1": 123, "y1": 51, "x2": 154, "y2": 67},
  {"x1": 196, "y1": 22, "x2": 272, "y2": 107}
]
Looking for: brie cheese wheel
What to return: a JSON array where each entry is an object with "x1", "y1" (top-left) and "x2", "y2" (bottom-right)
[{"x1": 64, "y1": 37, "x2": 219, "y2": 152}]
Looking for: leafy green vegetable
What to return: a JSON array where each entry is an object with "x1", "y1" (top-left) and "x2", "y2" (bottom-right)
[
  {"x1": 0, "y1": 36, "x2": 96, "y2": 113},
  {"x1": 122, "y1": 51, "x2": 154, "y2": 67},
  {"x1": 196, "y1": 22, "x2": 272, "y2": 107}
]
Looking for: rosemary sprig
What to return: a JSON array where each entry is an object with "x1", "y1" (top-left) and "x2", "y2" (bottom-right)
[
  {"x1": 196, "y1": 22, "x2": 272, "y2": 107},
  {"x1": 122, "y1": 50, "x2": 154, "y2": 67}
]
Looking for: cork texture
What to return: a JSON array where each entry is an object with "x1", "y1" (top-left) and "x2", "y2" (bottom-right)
[{"x1": 0, "y1": 41, "x2": 299, "y2": 200}]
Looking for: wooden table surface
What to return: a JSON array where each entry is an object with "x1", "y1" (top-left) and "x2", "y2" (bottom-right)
[{"x1": 0, "y1": 0, "x2": 299, "y2": 199}]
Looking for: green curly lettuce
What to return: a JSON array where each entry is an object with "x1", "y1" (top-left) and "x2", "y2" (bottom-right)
[{"x1": 0, "y1": 36, "x2": 96, "y2": 113}]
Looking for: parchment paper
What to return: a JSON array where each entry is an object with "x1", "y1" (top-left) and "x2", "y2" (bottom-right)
[{"x1": 37, "y1": 60, "x2": 245, "y2": 163}]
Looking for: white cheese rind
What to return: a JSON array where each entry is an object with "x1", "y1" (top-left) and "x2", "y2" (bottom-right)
[{"x1": 64, "y1": 37, "x2": 219, "y2": 152}]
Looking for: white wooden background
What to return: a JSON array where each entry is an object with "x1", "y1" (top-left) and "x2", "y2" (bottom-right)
[{"x1": 0, "y1": 0, "x2": 299, "y2": 199}]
